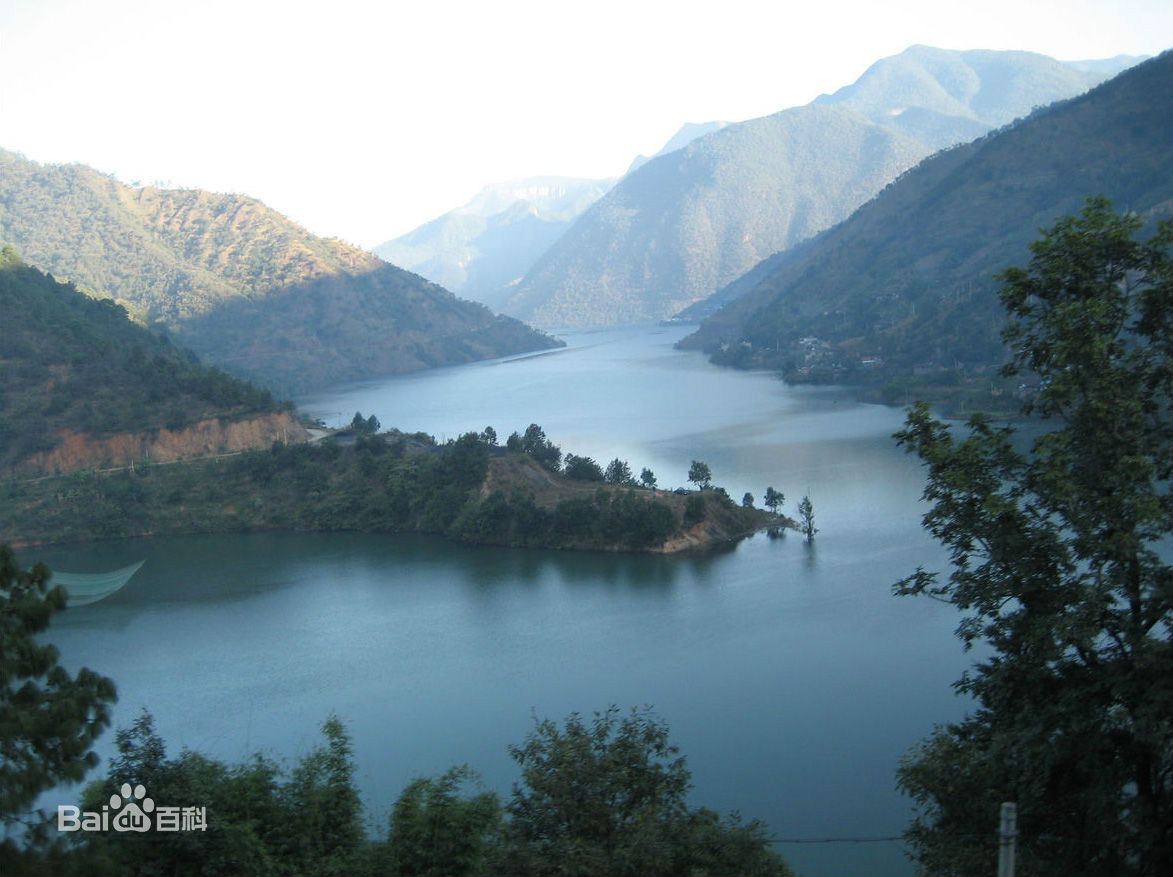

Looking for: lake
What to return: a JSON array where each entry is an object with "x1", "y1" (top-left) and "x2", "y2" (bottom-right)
[{"x1": 36, "y1": 325, "x2": 972, "y2": 876}]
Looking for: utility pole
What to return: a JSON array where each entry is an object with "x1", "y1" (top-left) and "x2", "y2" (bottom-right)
[{"x1": 997, "y1": 802, "x2": 1017, "y2": 877}]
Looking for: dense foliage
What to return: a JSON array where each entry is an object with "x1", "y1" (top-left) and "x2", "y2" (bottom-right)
[
  {"x1": 0, "y1": 249, "x2": 281, "y2": 471},
  {"x1": 894, "y1": 201, "x2": 1172, "y2": 875},
  {"x1": 497, "y1": 708, "x2": 794, "y2": 876},
  {"x1": 2, "y1": 424, "x2": 778, "y2": 551},
  {"x1": 13, "y1": 705, "x2": 792, "y2": 877},
  {"x1": 684, "y1": 53, "x2": 1172, "y2": 405},
  {"x1": 0, "y1": 547, "x2": 116, "y2": 854},
  {"x1": 0, "y1": 149, "x2": 560, "y2": 395}
]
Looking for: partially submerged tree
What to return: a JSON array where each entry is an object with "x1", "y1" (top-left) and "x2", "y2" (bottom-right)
[
  {"x1": 895, "y1": 199, "x2": 1172, "y2": 876},
  {"x1": 797, "y1": 496, "x2": 816, "y2": 542}
]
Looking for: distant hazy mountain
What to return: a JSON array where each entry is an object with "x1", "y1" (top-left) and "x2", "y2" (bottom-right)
[
  {"x1": 500, "y1": 47, "x2": 1123, "y2": 329},
  {"x1": 374, "y1": 177, "x2": 614, "y2": 309},
  {"x1": 1063, "y1": 54, "x2": 1149, "y2": 75},
  {"x1": 0, "y1": 150, "x2": 560, "y2": 394},
  {"x1": 811, "y1": 45, "x2": 1127, "y2": 148},
  {"x1": 375, "y1": 122, "x2": 731, "y2": 310},
  {"x1": 679, "y1": 52, "x2": 1172, "y2": 388}
]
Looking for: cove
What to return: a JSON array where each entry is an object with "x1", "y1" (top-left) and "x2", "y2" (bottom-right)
[{"x1": 37, "y1": 326, "x2": 972, "y2": 876}]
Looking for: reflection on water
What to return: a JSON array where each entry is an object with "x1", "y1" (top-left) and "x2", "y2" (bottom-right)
[{"x1": 34, "y1": 327, "x2": 970, "y2": 877}]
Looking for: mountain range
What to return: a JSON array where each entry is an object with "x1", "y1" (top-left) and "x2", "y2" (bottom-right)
[
  {"x1": 679, "y1": 51, "x2": 1173, "y2": 394},
  {"x1": 498, "y1": 46, "x2": 1133, "y2": 329},
  {"x1": 372, "y1": 122, "x2": 728, "y2": 310},
  {"x1": 374, "y1": 177, "x2": 615, "y2": 309},
  {"x1": 0, "y1": 150, "x2": 560, "y2": 394}
]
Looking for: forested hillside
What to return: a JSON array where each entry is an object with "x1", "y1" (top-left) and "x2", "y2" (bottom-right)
[
  {"x1": 0, "y1": 248, "x2": 300, "y2": 475},
  {"x1": 500, "y1": 47, "x2": 1117, "y2": 329},
  {"x1": 0, "y1": 151, "x2": 561, "y2": 393},
  {"x1": 681, "y1": 51, "x2": 1172, "y2": 400}
]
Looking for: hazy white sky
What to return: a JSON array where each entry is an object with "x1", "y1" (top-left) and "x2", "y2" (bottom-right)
[{"x1": 1, "y1": 0, "x2": 1169, "y2": 248}]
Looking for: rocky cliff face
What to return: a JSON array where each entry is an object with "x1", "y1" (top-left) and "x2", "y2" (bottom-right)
[{"x1": 16, "y1": 411, "x2": 307, "y2": 477}]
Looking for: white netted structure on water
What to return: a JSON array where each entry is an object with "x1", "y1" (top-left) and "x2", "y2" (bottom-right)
[{"x1": 54, "y1": 560, "x2": 144, "y2": 606}]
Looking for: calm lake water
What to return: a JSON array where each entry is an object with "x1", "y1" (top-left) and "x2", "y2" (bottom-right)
[{"x1": 37, "y1": 326, "x2": 973, "y2": 876}]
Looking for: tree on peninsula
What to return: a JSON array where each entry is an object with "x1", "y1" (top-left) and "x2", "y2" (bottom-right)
[
  {"x1": 894, "y1": 199, "x2": 1172, "y2": 876},
  {"x1": 763, "y1": 486, "x2": 784, "y2": 515},
  {"x1": 604, "y1": 458, "x2": 633, "y2": 485},
  {"x1": 687, "y1": 460, "x2": 712, "y2": 490}
]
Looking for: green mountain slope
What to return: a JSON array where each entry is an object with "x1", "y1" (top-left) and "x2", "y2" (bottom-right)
[
  {"x1": 500, "y1": 47, "x2": 1117, "y2": 330},
  {"x1": 374, "y1": 176, "x2": 615, "y2": 309},
  {"x1": 680, "y1": 52, "x2": 1173, "y2": 396},
  {"x1": 0, "y1": 151, "x2": 561, "y2": 393},
  {"x1": 503, "y1": 106, "x2": 928, "y2": 328},
  {"x1": 0, "y1": 247, "x2": 299, "y2": 475}
]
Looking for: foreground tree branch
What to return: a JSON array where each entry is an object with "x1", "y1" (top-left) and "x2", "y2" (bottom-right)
[{"x1": 895, "y1": 199, "x2": 1172, "y2": 877}]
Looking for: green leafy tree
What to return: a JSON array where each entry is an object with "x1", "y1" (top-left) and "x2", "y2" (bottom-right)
[
  {"x1": 499, "y1": 707, "x2": 793, "y2": 877},
  {"x1": 445, "y1": 432, "x2": 490, "y2": 487},
  {"x1": 894, "y1": 199, "x2": 1173, "y2": 876},
  {"x1": 797, "y1": 496, "x2": 816, "y2": 541},
  {"x1": 0, "y1": 546, "x2": 117, "y2": 846},
  {"x1": 389, "y1": 765, "x2": 501, "y2": 877},
  {"x1": 480, "y1": 426, "x2": 497, "y2": 446},
  {"x1": 742, "y1": 492, "x2": 755, "y2": 508},
  {"x1": 519, "y1": 424, "x2": 562, "y2": 473},
  {"x1": 348, "y1": 412, "x2": 381, "y2": 434},
  {"x1": 687, "y1": 460, "x2": 712, "y2": 490},
  {"x1": 80, "y1": 710, "x2": 366, "y2": 877},
  {"x1": 604, "y1": 458, "x2": 633, "y2": 485},
  {"x1": 763, "y1": 486, "x2": 784, "y2": 514},
  {"x1": 639, "y1": 468, "x2": 657, "y2": 490},
  {"x1": 283, "y1": 714, "x2": 363, "y2": 870},
  {"x1": 563, "y1": 454, "x2": 605, "y2": 482}
]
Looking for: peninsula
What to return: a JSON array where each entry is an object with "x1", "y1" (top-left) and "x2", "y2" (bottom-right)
[{"x1": 1, "y1": 425, "x2": 790, "y2": 553}]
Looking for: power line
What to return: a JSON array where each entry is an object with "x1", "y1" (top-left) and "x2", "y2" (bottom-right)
[{"x1": 765, "y1": 835, "x2": 905, "y2": 845}]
